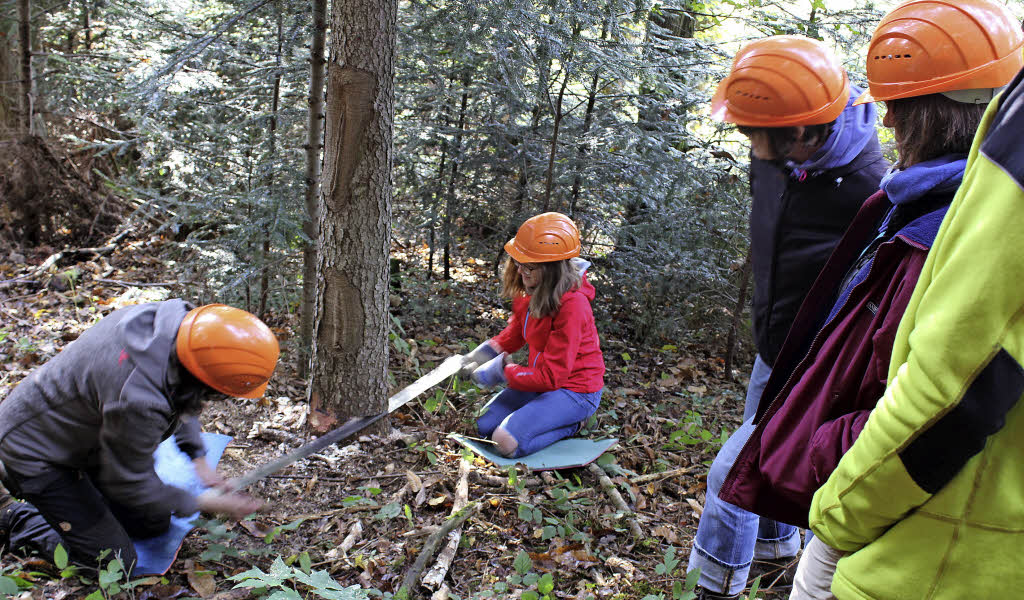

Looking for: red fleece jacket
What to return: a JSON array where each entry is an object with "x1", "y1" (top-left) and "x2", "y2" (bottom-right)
[{"x1": 491, "y1": 276, "x2": 605, "y2": 393}]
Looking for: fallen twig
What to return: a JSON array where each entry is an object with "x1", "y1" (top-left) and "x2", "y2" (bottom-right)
[
  {"x1": 421, "y1": 458, "x2": 471, "y2": 589},
  {"x1": 628, "y1": 466, "x2": 695, "y2": 486},
  {"x1": 395, "y1": 502, "x2": 480, "y2": 600},
  {"x1": 468, "y1": 470, "x2": 542, "y2": 488},
  {"x1": 95, "y1": 278, "x2": 178, "y2": 288},
  {"x1": 587, "y1": 463, "x2": 643, "y2": 540}
]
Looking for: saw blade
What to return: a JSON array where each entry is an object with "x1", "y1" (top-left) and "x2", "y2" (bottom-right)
[{"x1": 229, "y1": 354, "x2": 465, "y2": 490}]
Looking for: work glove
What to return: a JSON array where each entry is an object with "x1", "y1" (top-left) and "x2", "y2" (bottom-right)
[
  {"x1": 472, "y1": 352, "x2": 508, "y2": 388},
  {"x1": 459, "y1": 340, "x2": 499, "y2": 377}
]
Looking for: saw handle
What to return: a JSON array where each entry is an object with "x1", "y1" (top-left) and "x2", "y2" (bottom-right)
[{"x1": 195, "y1": 487, "x2": 263, "y2": 520}]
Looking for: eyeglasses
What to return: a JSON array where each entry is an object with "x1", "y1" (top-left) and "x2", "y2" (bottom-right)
[{"x1": 512, "y1": 260, "x2": 540, "y2": 274}]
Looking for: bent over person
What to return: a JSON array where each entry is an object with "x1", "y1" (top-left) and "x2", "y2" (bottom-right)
[
  {"x1": 0, "y1": 300, "x2": 279, "y2": 572},
  {"x1": 729, "y1": 37, "x2": 887, "y2": 422},
  {"x1": 686, "y1": 35, "x2": 887, "y2": 599}
]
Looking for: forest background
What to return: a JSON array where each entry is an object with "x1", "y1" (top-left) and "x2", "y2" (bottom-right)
[{"x1": 1, "y1": 0, "x2": 1023, "y2": 599}]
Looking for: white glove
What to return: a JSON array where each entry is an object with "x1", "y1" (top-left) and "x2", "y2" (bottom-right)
[
  {"x1": 459, "y1": 340, "x2": 499, "y2": 377},
  {"x1": 471, "y1": 352, "x2": 508, "y2": 388}
]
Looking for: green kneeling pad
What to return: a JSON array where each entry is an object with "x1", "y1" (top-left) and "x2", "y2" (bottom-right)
[{"x1": 450, "y1": 434, "x2": 617, "y2": 471}]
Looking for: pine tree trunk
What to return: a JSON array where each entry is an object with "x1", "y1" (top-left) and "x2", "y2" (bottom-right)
[
  {"x1": 311, "y1": 0, "x2": 395, "y2": 426},
  {"x1": 0, "y1": 17, "x2": 19, "y2": 135},
  {"x1": 299, "y1": 0, "x2": 328, "y2": 379},
  {"x1": 18, "y1": 0, "x2": 33, "y2": 134},
  {"x1": 259, "y1": 2, "x2": 284, "y2": 321},
  {"x1": 569, "y1": 15, "x2": 609, "y2": 217},
  {"x1": 442, "y1": 80, "x2": 469, "y2": 280},
  {"x1": 543, "y1": 68, "x2": 570, "y2": 212},
  {"x1": 724, "y1": 252, "x2": 752, "y2": 381}
]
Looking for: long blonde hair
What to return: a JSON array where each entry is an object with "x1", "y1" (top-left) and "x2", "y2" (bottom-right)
[{"x1": 501, "y1": 257, "x2": 582, "y2": 318}]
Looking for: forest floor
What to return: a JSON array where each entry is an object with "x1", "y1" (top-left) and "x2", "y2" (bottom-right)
[{"x1": 0, "y1": 230, "x2": 792, "y2": 600}]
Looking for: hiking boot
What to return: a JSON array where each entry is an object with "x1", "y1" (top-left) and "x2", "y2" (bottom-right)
[
  {"x1": 748, "y1": 556, "x2": 798, "y2": 589},
  {"x1": 693, "y1": 586, "x2": 740, "y2": 600},
  {"x1": 0, "y1": 489, "x2": 15, "y2": 550}
]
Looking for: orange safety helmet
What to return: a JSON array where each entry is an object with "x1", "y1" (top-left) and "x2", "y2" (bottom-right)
[
  {"x1": 176, "y1": 304, "x2": 280, "y2": 399},
  {"x1": 504, "y1": 212, "x2": 581, "y2": 263},
  {"x1": 711, "y1": 35, "x2": 850, "y2": 127},
  {"x1": 855, "y1": 0, "x2": 1024, "y2": 105}
]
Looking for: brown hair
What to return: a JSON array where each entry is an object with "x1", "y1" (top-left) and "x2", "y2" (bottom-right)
[
  {"x1": 736, "y1": 123, "x2": 833, "y2": 160},
  {"x1": 886, "y1": 94, "x2": 987, "y2": 168},
  {"x1": 500, "y1": 257, "x2": 582, "y2": 318}
]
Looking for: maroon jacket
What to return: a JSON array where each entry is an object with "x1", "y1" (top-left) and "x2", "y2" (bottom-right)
[{"x1": 719, "y1": 189, "x2": 951, "y2": 528}]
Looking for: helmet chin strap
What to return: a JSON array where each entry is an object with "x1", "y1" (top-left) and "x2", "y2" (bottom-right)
[{"x1": 940, "y1": 86, "x2": 1004, "y2": 104}]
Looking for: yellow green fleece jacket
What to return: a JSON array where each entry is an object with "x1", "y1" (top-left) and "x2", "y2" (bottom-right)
[{"x1": 809, "y1": 69, "x2": 1024, "y2": 600}]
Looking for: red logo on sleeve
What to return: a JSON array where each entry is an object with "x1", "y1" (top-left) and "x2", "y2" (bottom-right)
[{"x1": 118, "y1": 349, "x2": 129, "y2": 365}]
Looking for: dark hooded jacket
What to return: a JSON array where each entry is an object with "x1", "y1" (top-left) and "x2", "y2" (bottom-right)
[
  {"x1": 0, "y1": 300, "x2": 207, "y2": 518},
  {"x1": 750, "y1": 90, "x2": 889, "y2": 366}
]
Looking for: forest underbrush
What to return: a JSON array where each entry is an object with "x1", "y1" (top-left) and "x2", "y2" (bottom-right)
[{"x1": 0, "y1": 227, "x2": 782, "y2": 600}]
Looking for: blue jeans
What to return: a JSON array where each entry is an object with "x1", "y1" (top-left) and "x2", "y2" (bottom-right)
[
  {"x1": 477, "y1": 387, "x2": 602, "y2": 457},
  {"x1": 687, "y1": 418, "x2": 801, "y2": 596},
  {"x1": 743, "y1": 354, "x2": 772, "y2": 421}
]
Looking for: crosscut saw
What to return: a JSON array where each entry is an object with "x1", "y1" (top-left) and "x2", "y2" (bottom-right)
[{"x1": 229, "y1": 354, "x2": 464, "y2": 490}]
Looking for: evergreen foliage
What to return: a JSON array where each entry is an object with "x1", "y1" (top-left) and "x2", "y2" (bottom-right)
[{"x1": 17, "y1": 0, "x2": 1015, "y2": 343}]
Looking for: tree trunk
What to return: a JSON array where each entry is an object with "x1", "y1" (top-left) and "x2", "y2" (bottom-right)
[
  {"x1": 82, "y1": 0, "x2": 92, "y2": 50},
  {"x1": 299, "y1": 0, "x2": 328, "y2": 378},
  {"x1": 542, "y1": 67, "x2": 570, "y2": 212},
  {"x1": 569, "y1": 15, "x2": 609, "y2": 217},
  {"x1": 0, "y1": 16, "x2": 19, "y2": 134},
  {"x1": 429, "y1": 143, "x2": 447, "y2": 279},
  {"x1": 723, "y1": 252, "x2": 752, "y2": 381},
  {"x1": 311, "y1": 0, "x2": 396, "y2": 427},
  {"x1": 258, "y1": 1, "x2": 284, "y2": 320},
  {"x1": 442, "y1": 79, "x2": 469, "y2": 280},
  {"x1": 18, "y1": 0, "x2": 33, "y2": 134}
]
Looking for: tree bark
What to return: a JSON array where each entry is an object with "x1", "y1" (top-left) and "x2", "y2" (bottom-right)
[
  {"x1": 442, "y1": 78, "x2": 469, "y2": 280},
  {"x1": 542, "y1": 66, "x2": 570, "y2": 212},
  {"x1": 0, "y1": 16, "x2": 19, "y2": 134},
  {"x1": 723, "y1": 251, "x2": 752, "y2": 381},
  {"x1": 258, "y1": 1, "x2": 284, "y2": 320},
  {"x1": 311, "y1": 0, "x2": 396, "y2": 426},
  {"x1": 299, "y1": 0, "x2": 328, "y2": 378},
  {"x1": 18, "y1": 0, "x2": 33, "y2": 134}
]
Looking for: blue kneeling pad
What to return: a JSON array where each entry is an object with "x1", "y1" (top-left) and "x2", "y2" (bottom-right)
[
  {"x1": 132, "y1": 432, "x2": 232, "y2": 575},
  {"x1": 450, "y1": 434, "x2": 617, "y2": 471}
]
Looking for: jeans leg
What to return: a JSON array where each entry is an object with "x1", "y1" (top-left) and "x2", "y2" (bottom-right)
[
  {"x1": 754, "y1": 518, "x2": 801, "y2": 560},
  {"x1": 743, "y1": 354, "x2": 772, "y2": 421},
  {"x1": 501, "y1": 389, "x2": 601, "y2": 457},
  {"x1": 741, "y1": 355, "x2": 800, "y2": 559},
  {"x1": 477, "y1": 389, "x2": 537, "y2": 437},
  {"x1": 687, "y1": 420, "x2": 759, "y2": 596}
]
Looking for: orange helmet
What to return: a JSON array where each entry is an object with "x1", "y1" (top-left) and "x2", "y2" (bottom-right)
[
  {"x1": 711, "y1": 35, "x2": 850, "y2": 127},
  {"x1": 176, "y1": 304, "x2": 280, "y2": 399},
  {"x1": 855, "y1": 0, "x2": 1024, "y2": 105},
  {"x1": 504, "y1": 212, "x2": 580, "y2": 263}
]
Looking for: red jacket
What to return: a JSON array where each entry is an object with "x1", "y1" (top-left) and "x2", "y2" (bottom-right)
[{"x1": 492, "y1": 276, "x2": 605, "y2": 393}]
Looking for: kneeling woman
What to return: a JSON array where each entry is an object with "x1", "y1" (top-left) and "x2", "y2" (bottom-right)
[{"x1": 462, "y1": 212, "x2": 605, "y2": 458}]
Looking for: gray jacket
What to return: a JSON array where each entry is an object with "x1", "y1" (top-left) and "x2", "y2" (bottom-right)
[{"x1": 0, "y1": 300, "x2": 206, "y2": 516}]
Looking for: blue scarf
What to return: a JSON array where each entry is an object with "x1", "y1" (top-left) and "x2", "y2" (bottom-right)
[
  {"x1": 879, "y1": 155, "x2": 968, "y2": 205},
  {"x1": 789, "y1": 85, "x2": 877, "y2": 178}
]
